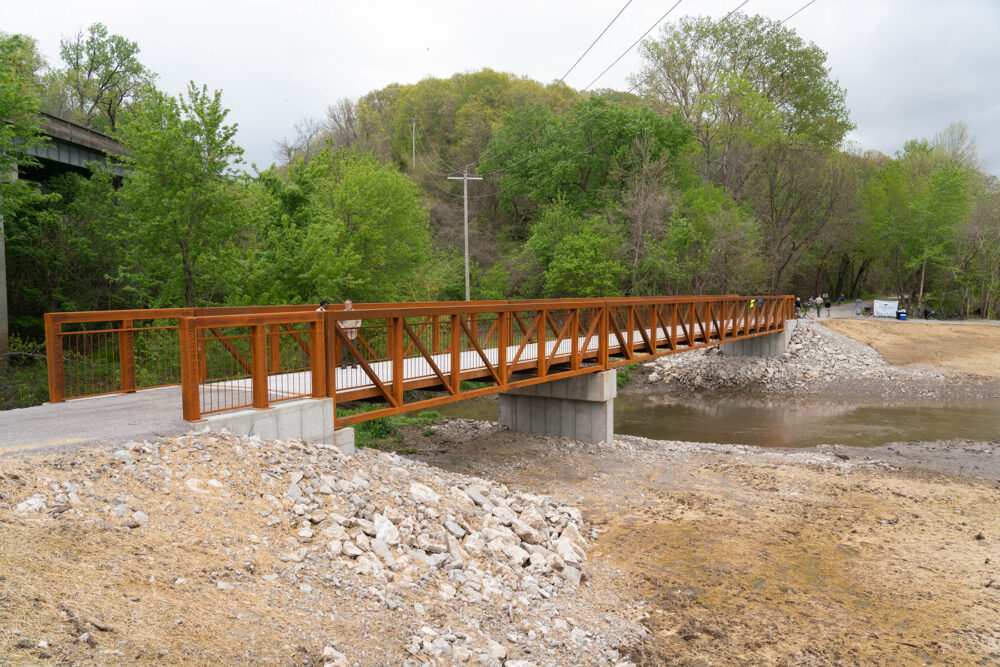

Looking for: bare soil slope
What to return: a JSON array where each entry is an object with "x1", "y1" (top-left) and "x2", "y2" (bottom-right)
[{"x1": 822, "y1": 319, "x2": 1000, "y2": 376}]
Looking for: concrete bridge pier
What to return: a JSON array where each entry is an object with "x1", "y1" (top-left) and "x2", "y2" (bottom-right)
[
  {"x1": 718, "y1": 320, "x2": 798, "y2": 357},
  {"x1": 498, "y1": 370, "x2": 616, "y2": 444}
]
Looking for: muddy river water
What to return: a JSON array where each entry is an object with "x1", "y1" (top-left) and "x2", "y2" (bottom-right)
[{"x1": 438, "y1": 393, "x2": 1000, "y2": 448}]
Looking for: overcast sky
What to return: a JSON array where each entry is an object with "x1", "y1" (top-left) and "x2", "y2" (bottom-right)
[{"x1": 4, "y1": 0, "x2": 999, "y2": 175}]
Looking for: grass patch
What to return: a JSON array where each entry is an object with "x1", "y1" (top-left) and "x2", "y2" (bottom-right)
[
  {"x1": 459, "y1": 379, "x2": 492, "y2": 391},
  {"x1": 335, "y1": 404, "x2": 444, "y2": 449},
  {"x1": 616, "y1": 362, "x2": 639, "y2": 388},
  {"x1": 0, "y1": 336, "x2": 49, "y2": 410}
]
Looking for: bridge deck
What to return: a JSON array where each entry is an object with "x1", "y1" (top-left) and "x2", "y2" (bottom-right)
[{"x1": 206, "y1": 319, "x2": 767, "y2": 419}]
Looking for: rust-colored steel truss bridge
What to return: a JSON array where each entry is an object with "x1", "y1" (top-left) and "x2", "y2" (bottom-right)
[{"x1": 45, "y1": 296, "x2": 794, "y2": 428}]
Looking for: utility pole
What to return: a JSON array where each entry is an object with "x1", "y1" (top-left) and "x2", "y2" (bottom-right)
[
  {"x1": 0, "y1": 167, "x2": 11, "y2": 361},
  {"x1": 447, "y1": 167, "x2": 483, "y2": 301},
  {"x1": 407, "y1": 117, "x2": 418, "y2": 169}
]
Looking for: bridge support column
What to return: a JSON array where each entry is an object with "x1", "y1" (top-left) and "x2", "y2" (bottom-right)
[
  {"x1": 498, "y1": 370, "x2": 616, "y2": 444},
  {"x1": 719, "y1": 320, "x2": 798, "y2": 357},
  {"x1": 199, "y1": 398, "x2": 355, "y2": 455}
]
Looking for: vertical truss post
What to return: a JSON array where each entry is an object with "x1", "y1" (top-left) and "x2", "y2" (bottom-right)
[
  {"x1": 450, "y1": 314, "x2": 461, "y2": 390},
  {"x1": 44, "y1": 314, "x2": 65, "y2": 403},
  {"x1": 598, "y1": 305, "x2": 609, "y2": 369},
  {"x1": 251, "y1": 324, "x2": 269, "y2": 409},
  {"x1": 570, "y1": 308, "x2": 580, "y2": 370},
  {"x1": 432, "y1": 315, "x2": 440, "y2": 354},
  {"x1": 626, "y1": 306, "x2": 634, "y2": 359},
  {"x1": 119, "y1": 319, "x2": 135, "y2": 393},
  {"x1": 309, "y1": 319, "x2": 326, "y2": 398},
  {"x1": 498, "y1": 311, "x2": 509, "y2": 384},
  {"x1": 178, "y1": 317, "x2": 201, "y2": 421},
  {"x1": 391, "y1": 316, "x2": 404, "y2": 407},
  {"x1": 536, "y1": 309, "x2": 546, "y2": 377}
]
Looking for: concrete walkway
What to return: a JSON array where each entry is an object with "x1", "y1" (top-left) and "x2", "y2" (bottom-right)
[{"x1": 0, "y1": 386, "x2": 193, "y2": 458}]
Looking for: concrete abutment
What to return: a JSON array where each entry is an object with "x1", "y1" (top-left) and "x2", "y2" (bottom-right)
[
  {"x1": 202, "y1": 398, "x2": 355, "y2": 456},
  {"x1": 498, "y1": 370, "x2": 616, "y2": 444},
  {"x1": 718, "y1": 320, "x2": 797, "y2": 358}
]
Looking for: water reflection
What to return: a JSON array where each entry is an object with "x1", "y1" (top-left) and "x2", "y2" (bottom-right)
[{"x1": 436, "y1": 393, "x2": 1000, "y2": 448}]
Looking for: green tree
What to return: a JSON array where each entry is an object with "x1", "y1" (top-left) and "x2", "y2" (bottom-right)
[
  {"x1": 865, "y1": 141, "x2": 972, "y2": 311},
  {"x1": 481, "y1": 95, "x2": 692, "y2": 214},
  {"x1": 115, "y1": 83, "x2": 245, "y2": 307},
  {"x1": 633, "y1": 13, "x2": 851, "y2": 170},
  {"x1": 237, "y1": 149, "x2": 436, "y2": 304},
  {"x1": 0, "y1": 32, "x2": 46, "y2": 181},
  {"x1": 1, "y1": 32, "x2": 49, "y2": 356},
  {"x1": 47, "y1": 23, "x2": 155, "y2": 132}
]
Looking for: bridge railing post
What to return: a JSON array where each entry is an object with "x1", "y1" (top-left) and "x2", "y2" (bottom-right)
[
  {"x1": 309, "y1": 319, "x2": 326, "y2": 399},
  {"x1": 178, "y1": 317, "x2": 201, "y2": 421},
  {"x1": 450, "y1": 314, "x2": 461, "y2": 390},
  {"x1": 536, "y1": 309, "x2": 547, "y2": 377},
  {"x1": 391, "y1": 316, "x2": 404, "y2": 407},
  {"x1": 498, "y1": 311, "x2": 509, "y2": 384},
  {"x1": 119, "y1": 319, "x2": 136, "y2": 393},
  {"x1": 44, "y1": 314, "x2": 65, "y2": 404},
  {"x1": 251, "y1": 324, "x2": 269, "y2": 410},
  {"x1": 598, "y1": 304, "x2": 609, "y2": 369}
]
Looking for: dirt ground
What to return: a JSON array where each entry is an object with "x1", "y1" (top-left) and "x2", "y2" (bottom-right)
[
  {"x1": 395, "y1": 425, "x2": 1000, "y2": 666},
  {"x1": 822, "y1": 319, "x2": 1000, "y2": 377}
]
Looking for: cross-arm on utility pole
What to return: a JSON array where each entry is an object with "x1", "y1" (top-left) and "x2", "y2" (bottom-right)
[{"x1": 447, "y1": 167, "x2": 483, "y2": 301}]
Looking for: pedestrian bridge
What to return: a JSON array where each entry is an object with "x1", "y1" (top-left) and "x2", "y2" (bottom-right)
[{"x1": 43, "y1": 296, "x2": 794, "y2": 447}]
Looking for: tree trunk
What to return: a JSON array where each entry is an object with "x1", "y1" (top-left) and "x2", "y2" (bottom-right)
[{"x1": 916, "y1": 254, "x2": 928, "y2": 314}]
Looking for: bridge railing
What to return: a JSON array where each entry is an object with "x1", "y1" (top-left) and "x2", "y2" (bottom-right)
[
  {"x1": 42, "y1": 302, "x2": 442, "y2": 402},
  {"x1": 45, "y1": 295, "x2": 794, "y2": 426}
]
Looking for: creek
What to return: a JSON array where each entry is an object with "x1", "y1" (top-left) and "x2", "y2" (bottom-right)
[{"x1": 436, "y1": 393, "x2": 1000, "y2": 448}]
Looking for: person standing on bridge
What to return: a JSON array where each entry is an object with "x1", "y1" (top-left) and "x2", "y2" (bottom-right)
[
  {"x1": 340, "y1": 300, "x2": 361, "y2": 370},
  {"x1": 856, "y1": 297, "x2": 863, "y2": 316}
]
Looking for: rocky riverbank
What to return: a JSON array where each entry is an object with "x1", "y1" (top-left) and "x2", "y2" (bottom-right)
[
  {"x1": 0, "y1": 433, "x2": 644, "y2": 665},
  {"x1": 628, "y1": 320, "x2": 1000, "y2": 399}
]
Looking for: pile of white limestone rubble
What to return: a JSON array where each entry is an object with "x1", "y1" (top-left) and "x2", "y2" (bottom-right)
[
  {"x1": 641, "y1": 320, "x2": 950, "y2": 395},
  {"x1": 5, "y1": 432, "x2": 643, "y2": 666}
]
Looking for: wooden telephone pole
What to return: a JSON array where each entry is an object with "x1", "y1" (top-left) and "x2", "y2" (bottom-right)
[{"x1": 447, "y1": 168, "x2": 483, "y2": 301}]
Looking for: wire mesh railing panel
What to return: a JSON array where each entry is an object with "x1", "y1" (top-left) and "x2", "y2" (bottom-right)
[
  {"x1": 267, "y1": 324, "x2": 313, "y2": 403},
  {"x1": 198, "y1": 327, "x2": 253, "y2": 415},
  {"x1": 132, "y1": 321, "x2": 182, "y2": 389},
  {"x1": 62, "y1": 327, "x2": 120, "y2": 398}
]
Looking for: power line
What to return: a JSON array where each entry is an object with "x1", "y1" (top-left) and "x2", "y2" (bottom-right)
[
  {"x1": 445, "y1": 0, "x2": 755, "y2": 202},
  {"x1": 581, "y1": 0, "x2": 683, "y2": 92},
  {"x1": 471, "y1": 0, "x2": 636, "y2": 170},
  {"x1": 781, "y1": 0, "x2": 818, "y2": 24},
  {"x1": 416, "y1": 122, "x2": 459, "y2": 176},
  {"x1": 558, "y1": 0, "x2": 635, "y2": 83},
  {"x1": 470, "y1": 0, "x2": 684, "y2": 176},
  {"x1": 721, "y1": 0, "x2": 751, "y2": 23}
]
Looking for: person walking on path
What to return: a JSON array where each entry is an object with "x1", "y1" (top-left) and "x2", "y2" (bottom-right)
[
  {"x1": 856, "y1": 297, "x2": 863, "y2": 316},
  {"x1": 824, "y1": 297, "x2": 832, "y2": 317},
  {"x1": 339, "y1": 300, "x2": 361, "y2": 370}
]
